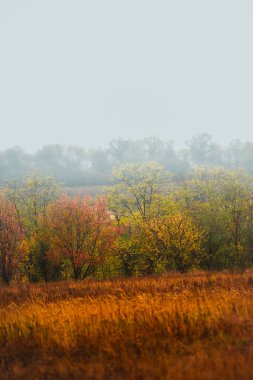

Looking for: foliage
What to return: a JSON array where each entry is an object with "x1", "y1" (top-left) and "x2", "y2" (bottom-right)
[
  {"x1": 182, "y1": 167, "x2": 253, "y2": 269},
  {"x1": 0, "y1": 165, "x2": 253, "y2": 284},
  {"x1": 44, "y1": 196, "x2": 119, "y2": 280},
  {"x1": 4, "y1": 175, "x2": 61, "y2": 282},
  {"x1": 0, "y1": 194, "x2": 23, "y2": 284},
  {"x1": 144, "y1": 212, "x2": 204, "y2": 272},
  {"x1": 108, "y1": 162, "x2": 173, "y2": 221}
]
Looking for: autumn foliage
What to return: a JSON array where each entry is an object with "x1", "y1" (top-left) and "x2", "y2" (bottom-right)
[
  {"x1": 0, "y1": 164, "x2": 253, "y2": 284},
  {"x1": 44, "y1": 196, "x2": 119, "y2": 280},
  {"x1": 0, "y1": 195, "x2": 23, "y2": 284}
]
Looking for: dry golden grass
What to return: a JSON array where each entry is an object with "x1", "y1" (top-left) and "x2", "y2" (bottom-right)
[{"x1": 1, "y1": 272, "x2": 253, "y2": 380}]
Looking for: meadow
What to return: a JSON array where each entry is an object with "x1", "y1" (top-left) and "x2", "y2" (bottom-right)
[{"x1": 1, "y1": 271, "x2": 253, "y2": 380}]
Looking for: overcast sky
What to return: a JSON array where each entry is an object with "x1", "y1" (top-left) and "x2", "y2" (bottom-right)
[{"x1": 0, "y1": 1, "x2": 253, "y2": 151}]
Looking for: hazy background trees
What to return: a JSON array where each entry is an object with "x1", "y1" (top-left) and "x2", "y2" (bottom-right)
[{"x1": 2, "y1": 134, "x2": 253, "y2": 186}]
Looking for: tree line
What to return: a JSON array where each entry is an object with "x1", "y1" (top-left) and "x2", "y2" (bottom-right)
[
  {"x1": 1, "y1": 163, "x2": 253, "y2": 284},
  {"x1": 2, "y1": 134, "x2": 253, "y2": 185}
]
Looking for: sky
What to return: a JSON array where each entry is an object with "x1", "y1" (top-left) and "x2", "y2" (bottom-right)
[{"x1": 0, "y1": 0, "x2": 253, "y2": 151}]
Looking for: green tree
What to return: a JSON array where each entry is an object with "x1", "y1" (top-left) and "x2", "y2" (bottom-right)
[
  {"x1": 183, "y1": 167, "x2": 253, "y2": 269},
  {"x1": 5, "y1": 175, "x2": 62, "y2": 282},
  {"x1": 108, "y1": 162, "x2": 173, "y2": 222}
]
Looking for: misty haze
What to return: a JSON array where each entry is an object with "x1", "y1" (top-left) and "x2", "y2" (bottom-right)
[
  {"x1": 1, "y1": 2, "x2": 253, "y2": 380},
  {"x1": 1, "y1": 1, "x2": 253, "y2": 151}
]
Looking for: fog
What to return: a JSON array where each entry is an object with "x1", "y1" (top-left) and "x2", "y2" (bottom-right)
[{"x1": 1, "y1": 1, "x2": 253, "y2": 151}]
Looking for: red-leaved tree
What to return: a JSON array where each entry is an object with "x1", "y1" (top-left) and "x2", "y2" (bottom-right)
[{"x1": 44, "y1": 196, "x2": 119, "y2": 280}]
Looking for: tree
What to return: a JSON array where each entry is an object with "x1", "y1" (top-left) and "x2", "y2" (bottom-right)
[
  {"x1": 108, "y1": 162, "x2": 173, "y2": 222},
  {"x1": 187, "y1": 133, "x2": 223, "y2": 167},
  {"x1": 108, "y1": 162, "x2": 204, "y2": 274},
  {"x1": 183, "y1": 167, "x2": 253, "y2": 269},
  {"x1": 44, "y1": 196, "x2": 119, "y2": 280},
  {"x1": 0, "y1": 194, "x2": 23, "y2": 284},
  {"x1": 5, "y1": 175, "x2": 61, "y2": 282},
  {"x1": 130, "y1": 209, "x2": 203, "y2": 273}
]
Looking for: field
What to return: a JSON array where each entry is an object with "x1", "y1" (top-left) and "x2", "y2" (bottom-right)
[
  {"x1": 66, "y1": 185, "x2": 108, "y2": 198},
  {"x1": 1, "y1": 272, "x2": 253, "y2": 380}
]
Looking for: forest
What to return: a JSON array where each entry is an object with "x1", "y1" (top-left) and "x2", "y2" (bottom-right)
[
  {"x1": 1, "y1": 133, "x2": 253, "y2": 185},
  {"x1": 1, "y1": 161, "x2": 253, "y2": 285}
]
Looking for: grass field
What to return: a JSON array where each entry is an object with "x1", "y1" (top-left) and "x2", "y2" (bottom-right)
[{"x1": 1, "y1": 272, "x2": 253, "y2": 380}]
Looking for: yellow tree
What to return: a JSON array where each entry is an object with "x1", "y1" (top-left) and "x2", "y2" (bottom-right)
[
  {"x1": 109, "y1": 162, "x2": 204, "y2": 274},
  {"x1": 142, "y1": 212, "x2": 204, "y2": 272},
  {"x1": 108, "y1": 163, "x2": 176, "y2": 274}
]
